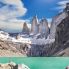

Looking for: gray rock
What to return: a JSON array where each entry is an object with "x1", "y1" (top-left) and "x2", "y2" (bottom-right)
[
  {"x1": 22, "y1": 22, "x2": 30, "y2": 34},
  {"x1": 0, "y1": 62, "x2": 30, "y2": 69},
  {"x1": 66, "y1": 66, "x2": 69, "y2": 69},
  {"x1": 39, "y1": 18, "x2": 49, "y2": 38}
]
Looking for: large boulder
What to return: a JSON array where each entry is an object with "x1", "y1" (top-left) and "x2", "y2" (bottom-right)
[{"x1": 0, "y1": 62, "x2": 30, "y2": 69}]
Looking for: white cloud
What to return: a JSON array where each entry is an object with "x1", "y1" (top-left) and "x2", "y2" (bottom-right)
[
  {"x1": 57, "y1": 0, "x2": 69, "y2": 6},
  {"x1": 0, "y1": 19, "x2": 31, "y2": 33},
  {"x1": 56, "y1": 0, "x2": 69, "y2": 10},
  {"x1": 52, "y1": 0, "x2": 69, "y2": 12},
  {"x1": 0, "y1": 0, "x2": 28, "y2": 32},
  {"x1": 0, "y1": 0, "x2": 27, "y2": 20}
]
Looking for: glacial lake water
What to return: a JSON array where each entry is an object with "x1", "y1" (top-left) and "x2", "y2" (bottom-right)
[{"x1": 0, "y1": 57, "x2": 69, "y2": 69}]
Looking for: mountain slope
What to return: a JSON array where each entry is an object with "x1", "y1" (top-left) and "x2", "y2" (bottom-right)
[{"x1": 0, "y1": 39, "x2": 29, "y2": 57}]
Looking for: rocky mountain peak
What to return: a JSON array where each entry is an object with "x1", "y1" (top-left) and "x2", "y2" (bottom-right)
[
  {"x1": 22, "y1": 22, "x2": 29, "y2": 34},
  {"x1": 32, "y1": 15, "x2": 38, "y2": 24},
  {"x1": 38, "y1": 18, "x2": 49, "y2": 38},
  {"x1": 41, "y1": 18, "x2": 48, "y2": 25},
  {"x1": 31, "y1": 15, "x2": 39, "y2": 34}
]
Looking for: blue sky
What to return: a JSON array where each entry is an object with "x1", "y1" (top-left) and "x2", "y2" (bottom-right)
[
  {"x1": 0, "y1": 0, "x2": 69, "y2": 33},
  {"x1": 21, "y1": 0, "x2": 67, "y2": 20}
]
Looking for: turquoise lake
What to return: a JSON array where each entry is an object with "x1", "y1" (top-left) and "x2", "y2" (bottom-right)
[{"x1": 0, "y1": 57, "x2": 69, "y2": 69}]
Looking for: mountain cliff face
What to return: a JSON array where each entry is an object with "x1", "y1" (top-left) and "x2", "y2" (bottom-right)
[
  {"x1": 54, "y1": 14, "x2": 69, "y2": 56},
  {"x1": 39, "y1": 18, "x2": 49, "y2": 38},
  {"x1": 49, "y1": 3, "x2": 69, "y2": 39},
  {"x1": 31, "y1": 16, "x2": 39, "y2": 34},
  {"x1": 52, "y1": 3, "x2": 69, "y2": 56},
  {"x1": 49, "y1": 12, "x2": 67, "y2": 39},
  {"x1": 31, "y1": 16, "x2": 49, "y2": 38}
]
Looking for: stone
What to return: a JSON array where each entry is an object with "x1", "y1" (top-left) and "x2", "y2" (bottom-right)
[
  {"x1": 0, "y1": 62, "x2": 30, "y2": 69},
  {"x1": 66, "y1": 66, "x2": 69, "y2": 69}
]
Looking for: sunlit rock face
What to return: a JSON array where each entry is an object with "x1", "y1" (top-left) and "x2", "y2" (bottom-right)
[
  {"x1": 31, "y1": 16, "x2": 49, "y2": 38},
  {"x1": 55, "y1": 13, "x2": 69, "y2": 48},
  {"x1": 52, "y1": 12, "x2": 69, "y2": 56},
  {"x1": 39, "y1": 18, "x2": 49, "y2": 38},
  {"x1": 51, "y1": 3, "x2": 69, "y2": 56},
  {"x1": 49, "y1": 16, "x2": 58, "y2": 39},
  {"x1": 31, "y1": 16, "x2": 39, "y2": 35},
  {"x1": 22, "y1": 22, "x2": 30, "y2": 34},
  {"x1": 49, "y1": 11, "x2": 68, "y2": 39},
  {"x1": 50, "y1": 3, "x2": 69, "y2": 39}
]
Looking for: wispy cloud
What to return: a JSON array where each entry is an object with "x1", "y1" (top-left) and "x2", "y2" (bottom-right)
[
  {"x1": 0, "y1": 19, "x2": 31, "y2": 33},
  {"x1": 57, "y1": 0, "x2": 69, "y2": 6},
  {"x1": 52, "y1": 0, "x2": 69, "y2": 12},
  {"x1": 56, "y1": 0, "x2": 69, "y2": 11}
]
